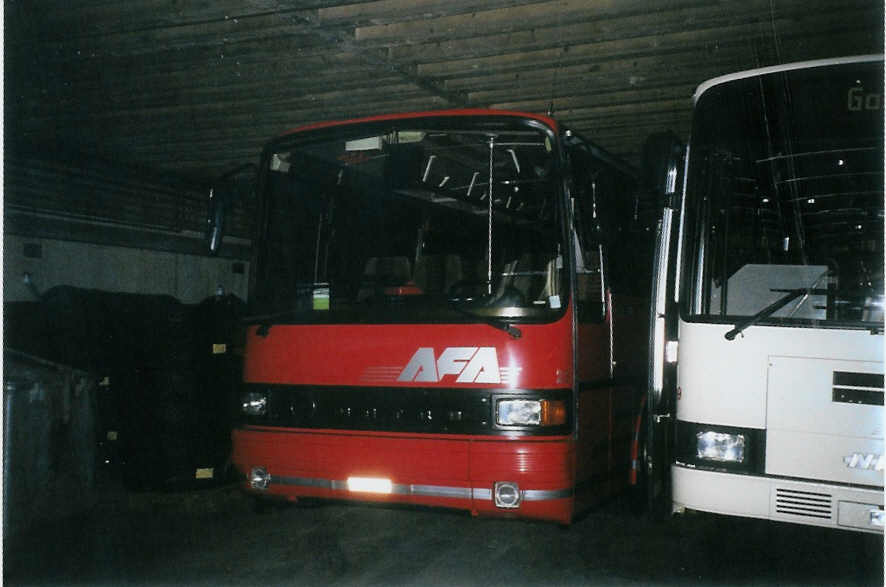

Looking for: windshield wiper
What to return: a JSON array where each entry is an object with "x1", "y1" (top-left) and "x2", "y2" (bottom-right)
[
  {"x1": 447, "y1": 301, "x2": 522, "y2": 339},
  {"x1": 242, "y1": 310, "x2": 304, "y2": 337},
  {"x1": 486, "y1": 317, "x2": 522, "y2": 339},
  {"x1": 724, "y1": 288, "x2": 817, "y2": 340}
]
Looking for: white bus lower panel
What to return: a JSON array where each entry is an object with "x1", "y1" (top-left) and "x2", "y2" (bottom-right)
[{"x1": 672, "y1": 464, "x2": 884, "y2": 534}]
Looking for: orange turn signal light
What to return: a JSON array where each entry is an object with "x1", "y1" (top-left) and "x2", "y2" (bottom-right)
[{"x1": 540, "y1": 399, "x2": 567, "y2": 426}]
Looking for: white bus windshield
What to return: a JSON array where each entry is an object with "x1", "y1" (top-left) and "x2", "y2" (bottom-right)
[
  {"x1": 683, "y1": 60, "x2": 884, "y2": 330},
  {"x1": 250, "y1": 116, "x2": 566, "y2": 324}
]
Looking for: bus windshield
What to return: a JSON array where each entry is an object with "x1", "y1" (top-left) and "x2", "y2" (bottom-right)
[
  {"x1": 250, "y1": 116, "x2": 566, "y2": 324},
  {"x1": 683, "y1": 59, "x2": 884, "y2": 330}
]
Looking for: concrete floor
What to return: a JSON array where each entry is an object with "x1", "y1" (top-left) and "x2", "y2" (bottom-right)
[{"x1": 4, "y1": 478, "x2": 883, "y2": 586}]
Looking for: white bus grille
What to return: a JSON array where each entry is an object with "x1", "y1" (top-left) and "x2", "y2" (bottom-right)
[{"x1": 775, "y1": 488, "x2": 833, "y2": 520}]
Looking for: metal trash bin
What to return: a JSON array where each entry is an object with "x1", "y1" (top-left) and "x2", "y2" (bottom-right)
[{"x1": 3, "y1": 350, "x2": 97, "y2": 539}]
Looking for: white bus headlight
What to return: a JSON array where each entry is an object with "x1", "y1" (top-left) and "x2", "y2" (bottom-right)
[
  {"x1": 496, "y1": 399, "x2": 567, "y2": 427},
  {"x1": 241, "y1": 391, "x2": 268, "y2": 417},
  {"x1": 498, "y1": 399, "x2": 541, "y2": 425},
  {"x1": 696, "y1": 430, "x2": 746, "y2": 463}
]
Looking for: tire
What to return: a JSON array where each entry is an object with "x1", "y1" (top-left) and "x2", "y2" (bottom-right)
[{"x1": 629, "y1": 429, "x2": 649, "y2": 515}]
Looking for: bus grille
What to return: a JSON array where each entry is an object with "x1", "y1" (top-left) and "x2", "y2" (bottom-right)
[
  {"x1": 775, "y1": 488, "x2": 833, "y2": 520},
  {"x1": 239, "y1": 384, "x2": 572, "y2": 436}
]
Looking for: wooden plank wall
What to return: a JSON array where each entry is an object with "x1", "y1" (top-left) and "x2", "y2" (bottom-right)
[{"x1": 6, "y1": 1, "x2": 883, "y2": 181}]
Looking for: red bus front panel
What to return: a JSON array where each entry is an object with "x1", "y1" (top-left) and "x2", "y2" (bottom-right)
[
  {"x1": 243, "y1": 319, "x2": 572, "y2": 389},
  {"x1": 232, "y1": 315, "x2": 577, "y2": 523}
]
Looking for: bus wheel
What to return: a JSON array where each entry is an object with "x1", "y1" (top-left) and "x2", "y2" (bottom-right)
[{"x1": 629, "y1": 414, "x2": 648, "y2": 515}]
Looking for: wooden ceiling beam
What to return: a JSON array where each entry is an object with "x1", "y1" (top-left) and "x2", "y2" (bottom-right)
[
  {"x1": 316, "y1": 0, "x2": 542, "y2": 26},
  {"x1": 413, "y1": 12, "x2": 872, "y2": 79},
  {"x1": 14, "y1": 92, "x2": 437, "y2": 134},
  {"x1": 10, "y1": 59, "x2": 400, "y2": 110},
  {"x1": 353, "y1": 0, "x2": 704, "y2": 44},
  {"x1": 380, "y1": 1, "x2": 877, "y2": 59},
  {"x1": 440, "y1": 51, "x2": 744, "y2": 93},
  {"x1": 13, "y1": 86, "x2": 451, "y2": 134},
  {"x1": 487, "y1": 85, "x2": 696, "y2": 115},
  {"x1": 8, "y1": 11, "x2": 322, "y2": 55}
]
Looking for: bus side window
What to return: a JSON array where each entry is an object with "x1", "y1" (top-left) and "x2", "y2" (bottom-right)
[
  {"x1": 576, "y1": 238, "x2": 606, "y2": 322},
  {"x1": 567, "y1": 142, "x2": 607, "y2": 323}
]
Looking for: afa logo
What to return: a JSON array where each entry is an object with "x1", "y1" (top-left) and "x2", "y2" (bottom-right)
[{"x1": 397, "y1": 347, "x2": 501, "y2": 384}]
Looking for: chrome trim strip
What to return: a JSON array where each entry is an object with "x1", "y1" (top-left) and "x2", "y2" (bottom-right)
[
  {"x1": 472, "y1": 488, "x2": 493, "y2": 500},
  {"x1": 398, "y1": 484, "x2": 472, "y2": 499},
  {"x1": 650, "y1": 208, "x2": 673, "y2": 399},
  {"x1": 267, "y1": 474, "x2": 569, "y2": 501},
  {"x1": 523, "y1": 488, "x2": 573, "y2": 501},
  {"x1": 673, "y1": 143, "x2": 689, "y2": 304},
  {"x1": 274, "y1": 476, "x2": 347, "y2": 490}
]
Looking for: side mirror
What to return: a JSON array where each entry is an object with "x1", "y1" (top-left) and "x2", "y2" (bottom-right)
[
  {"x1": 642, "y1": 131, "x2": 684, "y2": 209},
  {"x1": 206, "y1": 187, "x2": 227, "y2": 255},
  {"x1": 206, "y1": 163, "x2": 257, "y2": 256}
]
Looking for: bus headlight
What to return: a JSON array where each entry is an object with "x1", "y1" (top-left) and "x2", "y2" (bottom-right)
[
  {"x1": 241, "y1": 391, "x2": 268, "y2": 417},
  {"x1": 496, "y1": 399, "x2": 566, "y2": 427},
  {"x1": 696, "y1": 430, "x2": 746, "y2": 463}
]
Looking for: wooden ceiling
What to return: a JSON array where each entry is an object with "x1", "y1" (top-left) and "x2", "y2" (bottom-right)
[{"x1": 6, "y1": 1, "x2": 883, "y2": 183}]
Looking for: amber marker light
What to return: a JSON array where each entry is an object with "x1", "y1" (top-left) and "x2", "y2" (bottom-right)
[{"x1": 540, "y1": 399, "x2": 567, "y2": 426}]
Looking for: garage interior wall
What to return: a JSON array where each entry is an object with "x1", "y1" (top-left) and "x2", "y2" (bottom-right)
[{"x1": 4, "y1": 155, "x2": 252, "y2": 304}]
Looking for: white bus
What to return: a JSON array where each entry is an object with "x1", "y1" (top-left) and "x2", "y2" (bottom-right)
[{"x1": 644, "y1": 55, "x2": 884, "y2": 533}]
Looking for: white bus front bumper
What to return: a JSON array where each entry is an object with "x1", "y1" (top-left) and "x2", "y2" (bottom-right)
[{"x1": 672, "y1": 464, "x2": 884, "y2": 534}]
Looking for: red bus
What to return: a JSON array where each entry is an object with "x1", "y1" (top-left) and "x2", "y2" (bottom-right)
[{"x1": 217, "y1": 109, "x2": 649, "y2": 524}]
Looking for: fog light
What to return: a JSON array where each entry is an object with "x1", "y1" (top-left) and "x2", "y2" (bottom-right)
[
  {"x1": 696, "y1": 431, "x2": 745, "y2": 463},
  {"x1": 493, "y1": 481, "x2": 522, "y2": 509},
  {"x1": 347, "y1": 476, "x2": 393, "y2": 494},
  {"x1": 241, "y1": 391, "x2": 268, "y2": 417},
  {"x1": 249, "y1": 467, "x2": 271, "y2": 490}
]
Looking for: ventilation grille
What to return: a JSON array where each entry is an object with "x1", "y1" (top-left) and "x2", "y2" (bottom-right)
[{"x1": 775, "y1": 488, "x2": 833, "y2": 520}]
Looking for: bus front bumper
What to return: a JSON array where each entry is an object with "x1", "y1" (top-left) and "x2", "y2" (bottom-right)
[
  {"x1": 672, "y1": 464, "x2": 884, "y2": 534},
  {"x1": 232, "y1": 426, "x2": 575, "y2": 524}
]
